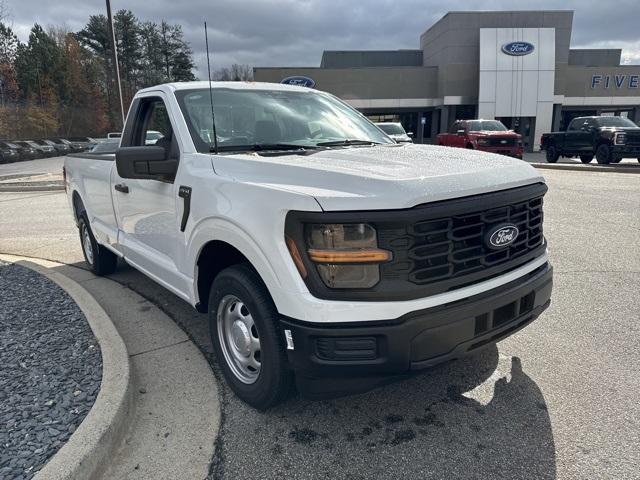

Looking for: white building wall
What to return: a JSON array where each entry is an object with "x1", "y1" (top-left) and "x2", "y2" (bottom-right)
[{"x1": 479, "y1": 28, "x2": 555, "y2": 150}]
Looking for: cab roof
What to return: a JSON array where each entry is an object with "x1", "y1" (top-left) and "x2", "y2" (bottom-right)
[{"x1": 138, "y1": 81, "x2": 313, "y2": 95}]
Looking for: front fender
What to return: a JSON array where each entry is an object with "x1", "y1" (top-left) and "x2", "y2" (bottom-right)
[{"x1": 186, "y1": 216, "x2": 310, "y2": 311}]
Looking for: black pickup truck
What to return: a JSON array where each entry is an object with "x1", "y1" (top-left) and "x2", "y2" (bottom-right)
[{"x1": 541, "y1": 116, "x2": 640, "y2": 164}]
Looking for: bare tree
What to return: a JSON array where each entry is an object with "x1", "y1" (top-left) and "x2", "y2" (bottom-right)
[{"x1": 214, "y1": 63, "x2": 253, "y2": 81}]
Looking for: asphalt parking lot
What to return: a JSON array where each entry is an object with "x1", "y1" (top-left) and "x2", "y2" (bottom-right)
[{"x1": 1, "y1": 163, "x2": 639, "y2": 479}]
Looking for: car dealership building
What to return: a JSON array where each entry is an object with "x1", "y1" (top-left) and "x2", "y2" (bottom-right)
[{"x1": 254, "y1": 10, "x2": 640, "y2": 151}]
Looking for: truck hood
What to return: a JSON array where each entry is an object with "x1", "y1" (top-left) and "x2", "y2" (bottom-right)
[
  {"x1": 212, "y1": 143, "x2": 543, "y2": 211},
  {"x1": 469, "y1": 130, "x2": 521, "y2": 137}
]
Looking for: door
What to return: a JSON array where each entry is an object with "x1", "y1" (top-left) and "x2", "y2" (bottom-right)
[
  {"x1": 564, "y1": 118, "x2": 592, "y2": 154},
  {"x1": 448, "y1": 121, "x2": 465, "y2": 148},
  {"x1": 112, "y1": 94, "x2": 189, "y2": 298}
]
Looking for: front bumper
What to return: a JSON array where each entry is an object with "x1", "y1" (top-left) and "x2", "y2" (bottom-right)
[
  {"x1": 477, "y1": 145, "x2": 523, "y2": 158},
  {"x1": 611, "y1": 145, "x2": 640, "y2": 157},
  {"x1": 281, "y1": 261, "x2": 552, "y2": 397}
]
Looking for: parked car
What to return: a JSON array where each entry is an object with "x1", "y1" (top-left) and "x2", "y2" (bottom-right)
[
  {"x1": 89, "y1": 138, "x2": 119, "y2": 154},
  {"x1": 50, "y1": 137, "x2": 86, "y2": 153},
  {"x1": 67, "y1": 136, "x2": 97, "y2": 151},
  {"x1": 0, "y1": 141, "x2": 22, "y2": 163},
  {"x1": 15, "y1": 140, "x2": 56, "y2": 158},
  {"x1": 64, "y1": 81, "x2": 552, "y2": 409},
  {"x1": 8, "y1": 141, "x2": 38, "y2": 161},
  {"x1": 39, "y1": 139, "x2": 71, "y2": 155},
  {"x1": 375, "y1": 122, "x2": 413, "y2": 143},
  {"x1": 541, "y1": 116, "x2": 640, "y2": 164},
  {"x1": 437, "y1": 119, "x2": 523, "y2": 159}
]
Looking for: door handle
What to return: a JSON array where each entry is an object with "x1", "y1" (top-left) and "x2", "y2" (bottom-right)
[
  {"x1": 178, "y1": 186, "x2": 192, "y2": 232},
  {"x1": 114, "y1": 183, "x2": 129, "y2": 193}
]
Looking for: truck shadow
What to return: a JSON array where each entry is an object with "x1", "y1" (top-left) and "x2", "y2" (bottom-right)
[{"x1": 266, "y1": 349, "x2": 557, "y2": 480}]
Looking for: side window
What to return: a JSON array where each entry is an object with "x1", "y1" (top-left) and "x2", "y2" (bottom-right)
[
  {"x1": 449, "y1": 121, "x2": 459, "y2": 134},
  {"x1": 567, "y1": 119, "x2": 581, "y2": 131},
  {"x1": 584, "y1": 118, "x2": 595, "y2": 129},
  {"x1": 129, "y1": 97, "x2": 176, "y2": 153}
]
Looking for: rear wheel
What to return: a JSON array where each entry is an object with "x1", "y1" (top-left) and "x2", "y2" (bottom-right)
[
  {"x1": 208, "y1": 263, "x2": 293, "y2": 409},
  {"x1": 78, "y1": 213, "x2": 118, "y2": 275},
  {"x1": 579, "y1": 155, "x2": 593, "y2": 164},
  {"x1": 596, "y1": 144, "x2": 613, "y2": 164},
  {"x1": 546, "y1": 146, "x2": 559, "y2": 163}
]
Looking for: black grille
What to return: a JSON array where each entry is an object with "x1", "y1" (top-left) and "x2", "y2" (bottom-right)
[
  {"x1": 487, "y1": 137, "x2": 516, "y2": 147},
  {"x1": 625, "y1": 131, "x2": 640, "y2": 146},
  {"x1": 402, "y1": 196, "x2": 543, "y2": 286}
]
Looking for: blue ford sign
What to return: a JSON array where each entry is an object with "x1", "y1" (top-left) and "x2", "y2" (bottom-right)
[
  {"x1": 281, "y1": 76, "x2": 316, "y2": 88},
  {"x1": 501, "y1": 42, "x2": 535, "y2": 56}
]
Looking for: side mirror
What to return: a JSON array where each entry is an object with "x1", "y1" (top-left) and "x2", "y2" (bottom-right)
[
  {"x1": 116, "y1": 146, "x2": 178, "y2": 181},
  {"x1": 407, "y1": 132, "x2": 414, "y2": 137},
  {"x1": 457, "y1": 129, "x2": 466, "y2": 136}
]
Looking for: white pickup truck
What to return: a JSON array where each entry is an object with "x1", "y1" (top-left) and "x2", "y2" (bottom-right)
[{"x1": 64, "y1": 81, "x2": 553, "y2": 409}]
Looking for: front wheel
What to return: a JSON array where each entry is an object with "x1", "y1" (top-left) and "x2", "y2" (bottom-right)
[
  {"x1": 78, "y1": 213, "x2": 118, "y2": 275},
  {"x1": 579, "y1": 155, "x2": 593, "y2": 164},
  {"x1": 208, "y1": 264, "x2": 293, "y2": 409},
  {"x1": 546, "y1": 146, "x2": 559, "y2": 163},
  {"x1": 596, "y1": 144, "x2": 613, "y2": 164}
]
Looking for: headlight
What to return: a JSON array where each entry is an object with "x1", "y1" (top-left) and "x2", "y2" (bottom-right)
[
  {"x1": 291, "y1": 223, "x2": 391, "y2": 289},
  {"x1": 614, "y1": 133, "x2": 627, "y2": 145},
  {"x1": 476, "y1": 138, "x2": 489, "y2": 145}
]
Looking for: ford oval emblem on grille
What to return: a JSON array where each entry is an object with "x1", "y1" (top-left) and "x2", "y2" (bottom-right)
[
  {"x1": 486, "y1": 224, "x2": 519, "y2": 249},
  {"x1": 502, "y1": 42, "x2": 535, "y2": 56}
]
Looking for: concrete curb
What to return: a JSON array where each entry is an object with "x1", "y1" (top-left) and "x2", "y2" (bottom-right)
[
  {"x1": 0, "y1": 254, "x2": 134, "y2": 480},
  {"x1": 530, "y1": 162, "x2": 640, "y2": 174},
  {"x1": 0, "y1": 184, "x2": 64, "y2": 192}
]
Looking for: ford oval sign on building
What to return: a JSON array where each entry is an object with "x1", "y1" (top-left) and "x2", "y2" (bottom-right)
[
  {"x1": 281, "y1": 76, "x2": 316, "y2": 88},
  {"x1": 501, "y1": 42, "x2": 535, "y2": 56}
]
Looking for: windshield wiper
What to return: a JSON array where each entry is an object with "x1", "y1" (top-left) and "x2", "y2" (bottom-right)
[
  {"x1": 214, "y1": 143, "x2": 320, "y2": 153},
  {"x1": 316, "y1": 139, "x2": 382, "y2": 147}
]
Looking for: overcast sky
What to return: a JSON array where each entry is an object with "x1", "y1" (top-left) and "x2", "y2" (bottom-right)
[{"x1": 4, "y1": 0, "x2": 640, "y2": 77}]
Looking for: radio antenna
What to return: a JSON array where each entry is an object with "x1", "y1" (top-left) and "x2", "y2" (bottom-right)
[{"x1": 204, "y1": 21, "x2": 219, "y2": 154}]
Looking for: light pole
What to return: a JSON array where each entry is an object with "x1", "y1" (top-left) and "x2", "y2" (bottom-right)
[{"x1": 106, "y1": 0, "x2": 125, "y2": 128}]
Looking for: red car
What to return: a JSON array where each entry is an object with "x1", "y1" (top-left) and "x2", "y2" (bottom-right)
[{"x1": 437, "y1": 119, "x2": 523, "y2": 159}]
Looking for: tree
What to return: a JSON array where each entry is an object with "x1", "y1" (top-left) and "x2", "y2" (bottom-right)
[
  {"x1": 0, "y1": 22, "x2": 19, "y2": 111},
  {"x1": 58, "y1": 34, "x2": 107, "y2": 135},
  {"x1": 0, "y1": 12, "x2": 196, "y2": 137},
  {"x1": 0, "y1": 20, "x2": 20, "y2": 135},
  {"x1": 13, "y1": 24, "x2": 62, "y2": 136},
  {"x1": 214, "y1": 64, "x2": 254, "y2": 81}
]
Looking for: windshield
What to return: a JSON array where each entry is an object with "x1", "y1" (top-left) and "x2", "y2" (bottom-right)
[
  {"x1": 175, "y1": 88, "x2": 393, "y2": 153},
  {"x1": 595, "y1": 117, "x2": 638, "y2": 128},
  {"x1": 468, "y1": 120, "x2": 508, "y2": 132},
  {"x1": 377, "y1": 123, "x2": 406, "y2": 135}
]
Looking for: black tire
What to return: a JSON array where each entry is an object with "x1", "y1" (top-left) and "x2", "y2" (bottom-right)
[
  {"x1": 208, "y1": 263, "x2": 293, "y2": 409},
  {"x1": 596, "y1": 144, "x2": 612, "y2": 164},
  {"x1": 612, "y1": 156, "x2": 622, "y2": 164},
  {"x1": 579, "y1": 155, "x2": 593, "y2": 164},
  {"x1": 637, "y1": 158, "x2": 640, "y2": 164},
  {"x1": 546, "y1": 145, "x2": 559, "y2": 163},
  {"x1": 466, "y1": 143, "x2": 474, "y2": 149},
  {"x1": 78, "y1": 213, "x2": 118, "y2": 275}
]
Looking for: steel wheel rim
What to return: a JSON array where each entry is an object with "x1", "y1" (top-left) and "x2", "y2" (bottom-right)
[
  {"x1": 82, "y1": 224, "x2": 94, "y2": 265},
  {"x1": 217, "y1": 295, "x2": 261, "y2": 384}
]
